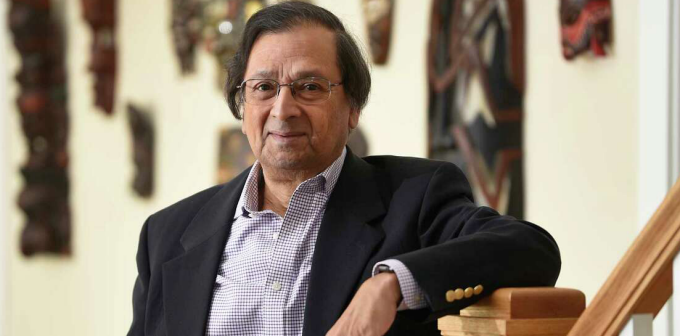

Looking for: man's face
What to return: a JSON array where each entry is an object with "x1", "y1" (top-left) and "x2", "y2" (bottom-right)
[{"x1": 241, "y1": 25, "x2": 360, "y2": 174}]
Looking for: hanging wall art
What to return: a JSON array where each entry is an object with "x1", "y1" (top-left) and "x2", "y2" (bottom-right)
[
  {"x1": 127, "y1": 104, "x2": 155, "y2": 198},
  {"x1": 559, "y1": 0, "x2": 612, "y2": 60},
  {"x1": 81, "y1": 0, "x2": 117, "y2": 114},
  {"x1": 217, "y1": 127, "x2": 256, "y2": 184},
  {"x1": 171, "y1": 0, "x2": 310, "y2": 85},
  {"x1": 170, "y1": 0, "x2": 265, "y2": 85},
  {"x1": 203, "y1": 0, "x2": 266, "y2": 87},
  {"x1": 9, "y1": 0, "x2": 71, "y2": 256},
  {"x1": 427, "y1": 0, "x2": 525, "y2": 218},
  {"x1": 171, "y1": 0, "x2": 204, "y2": 74},
  {"x1": 362, "y1": 0, "x2": 394, "y2": 65}
]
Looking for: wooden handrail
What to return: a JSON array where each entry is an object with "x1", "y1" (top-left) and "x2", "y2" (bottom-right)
[
  {"x1": 438, "y1": 287, "x2": 585, "y2": 336},
  {"x1": 567, "y1": 178, "x2": 680, "y2": 335}
]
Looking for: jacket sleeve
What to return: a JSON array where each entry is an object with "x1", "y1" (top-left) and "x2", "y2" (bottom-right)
[
  {"x1": 127, "y1": 218, "x2": 151, "y2": 335},
  {"x1": 394, "y1": 162, "x2": 561, "y2": 319}
]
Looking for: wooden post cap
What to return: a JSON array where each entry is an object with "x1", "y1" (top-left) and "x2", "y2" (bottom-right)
[{"x1": 459, "y1": 287, "x2": 585, "y2": 319}]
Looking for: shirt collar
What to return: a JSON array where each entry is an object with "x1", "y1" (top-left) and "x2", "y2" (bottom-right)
[{"x1": 233, "y1": 147, "x2": 347, "y2": 219}]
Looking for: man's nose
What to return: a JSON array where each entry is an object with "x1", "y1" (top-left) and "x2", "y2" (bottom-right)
[{"x1": 270, "y1": 85, "x2": 301, "y2": 120}]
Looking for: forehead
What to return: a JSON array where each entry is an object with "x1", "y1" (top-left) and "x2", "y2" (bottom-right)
[{"x1": 245, "y1": 25, "x2": 341, "y2": 80}]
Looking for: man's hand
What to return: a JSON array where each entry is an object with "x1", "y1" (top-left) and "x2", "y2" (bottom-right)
[{"x1": 326, "y1": 272, "x2": 402, "y2": 336}]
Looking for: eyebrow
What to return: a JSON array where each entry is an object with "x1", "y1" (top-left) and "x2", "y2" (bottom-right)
[
  {"x1": 247, "y1": 69, "x2": 329, "y2": 80},
  {"x1": 292, "y1": 70, "x2": 326, "y2": 79},
  {"x1": 250, "y1": 70, "x2": 277, "y2": 79}
]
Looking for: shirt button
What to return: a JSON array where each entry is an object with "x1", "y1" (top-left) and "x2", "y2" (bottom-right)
[
  {"x1": 273, "y1": 232, "x2": 279, "y2": 240},
  {"x1": 272, "y1": 281, "x2": 282, "y2": 291}
]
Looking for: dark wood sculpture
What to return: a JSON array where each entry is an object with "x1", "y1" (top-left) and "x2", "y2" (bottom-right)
[
  {"x1": 203, "y1": 0, "x2": 266, "y2": 87},
  {"x1": 362, "y1": 0, "x2": 394, "y2": 65},
  {"x1": 9, "y1": 0, "x2": 71, "y2": 256},
  {"x1": 560, "y1": 0, "x2": 611, "y2": 60},
  {"x1": 217, "y1": 127, "x2": 256, "y2": 184},
  {"x1": 427, "y1": 0, "x2": 525, "y2": 218},
  {"x1": 171, "y1": 0, "x2": 203, "y2": 74},
  {"x1": 170, "y1": 0, "x2": 267, "y2": 85},
  {"x1": 81, "y1": 0, "x2": 117, "y2": 114},
  {"x1": 127, "y1": 104, "x2": 155, "y2": 198}
]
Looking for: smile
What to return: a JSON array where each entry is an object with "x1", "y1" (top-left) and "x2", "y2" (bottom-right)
[{"x1": 268, "y1": 131, "x2": 306, "y2": 143}]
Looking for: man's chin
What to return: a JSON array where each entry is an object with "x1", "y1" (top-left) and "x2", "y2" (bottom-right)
[{"x1": 260, "y1": 153, "x2": 310, "y2": 171}]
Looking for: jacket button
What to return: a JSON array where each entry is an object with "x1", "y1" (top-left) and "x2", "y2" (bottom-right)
[
  {"x1": 474, "y1": 285, "x2": 483, "y2": 295},
  {"x1": 445, "y1": 290, "x2": 456, "y2": 302},
  {"x1": 454, "y1": 288, "x2": 465, "y2": 300},
  {"x1": 464, "y1": 287, "x2": 474, "y2": 298}
]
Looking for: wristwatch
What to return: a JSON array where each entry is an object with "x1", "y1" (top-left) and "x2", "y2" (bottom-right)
[
  {"x1": 376, "y1": 264, "x2": 395, "y2": 274},
  {"x1": 376, "y1": 264, "x2": 403, "y2": 308}
]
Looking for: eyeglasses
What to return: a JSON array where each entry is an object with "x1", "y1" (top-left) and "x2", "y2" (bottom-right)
[{"x1": 237, "y1": 77, "x2": 342, "y2": 106}]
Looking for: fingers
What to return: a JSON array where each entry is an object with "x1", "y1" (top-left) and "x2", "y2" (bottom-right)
[{"x1": 326, "y1": 275, "x2": 400, "y2": 336}]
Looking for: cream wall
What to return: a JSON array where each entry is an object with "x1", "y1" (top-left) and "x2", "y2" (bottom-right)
[
  {"x1": 524, "y1": 2, "x2": 639, "y2": 299},
  {"x1": 3, "y1": 0, "x2": 639, "y2": 335}
]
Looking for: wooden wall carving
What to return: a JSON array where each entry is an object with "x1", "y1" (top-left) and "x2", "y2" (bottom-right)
[
  {"x1": 171, "y1": 0, "x2": 273, "y2": 86},
  {"x1": 427, "y1": 0, "x2": 525, "y2": 218},
  {"x1": 559, "y1": 0, "x2": 611, "y2": 60},
  {"x1": 217, "y1": 127, "x2": 255, "y2": 184},
  {"x1": 127, "y1": 104, "x2": 155, "y2": 198},
  {"x1": 203, "y1": 0, "x2": 265, "y2": 87},
  {"x1": 81, "y1": 0, "x2": 117, "y2": 114},
  {"x1": 171, "y1": 0, "x2": 203, "y2": 74},
  {"x1": 9, "y1": 0, "x2": 71, "y2": 256},
  {"x1": 362, "y1": 0, "x2": 394, "y2": 65}
]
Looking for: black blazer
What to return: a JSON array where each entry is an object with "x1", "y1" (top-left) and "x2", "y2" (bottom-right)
[{"x1": 128, "y1": 150, "x2": 561, "y2": 335}]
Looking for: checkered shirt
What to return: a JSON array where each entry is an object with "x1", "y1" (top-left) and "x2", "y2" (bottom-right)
[{"x1": 205, "y1": 148, "x2": 426, "y2": 336}]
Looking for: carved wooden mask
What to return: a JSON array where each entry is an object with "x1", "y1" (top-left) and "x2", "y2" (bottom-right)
[
  {"x1": 560, "y1": 0, "x2": 612, "y2": 60},
  {"x1": 362, "y1": 0, "x2": 394, "y2": 65},
  {"x1": 9, "y1": 0, "x2": 71, "y2": 256},
  {"x1": 427, "y1": 0, "x2": 525, "y2": 218},
  {"x1": 202, "y1": 0, "x2": 266, "y2": 87},
  {"x1": 127, "y1": 104, "x2": 155, "y2": 198},
  {"x1": 171, "y1": 0, "x2": 310, "y2": 83},
  {"x1": 81, "y1": 0, "x2": 117, "y2": 114},
  {"x1": 217, "y1": 127, "x2": 255, "y2": 184},
  {"x1": 171, "y1": 0, "x2": 203, "y2": 74}
]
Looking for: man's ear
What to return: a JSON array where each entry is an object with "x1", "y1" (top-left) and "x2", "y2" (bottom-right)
[{"x1": 348, "y1": 108, "x2": 360, "y2": 130}]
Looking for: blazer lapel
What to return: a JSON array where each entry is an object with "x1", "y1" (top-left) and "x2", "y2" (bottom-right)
[
  {"x1": 162, "y1": 170, "x2": 248, "y2": 336},
  {"x1": 303, "y1": 151, "x2": 387, "y2": 335}
]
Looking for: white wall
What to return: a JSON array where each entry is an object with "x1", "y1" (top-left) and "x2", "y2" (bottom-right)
[
  {"x1": 0, "y1": 0, "x2": 8, "y2": 334},
  {"x1": 524, "y1": 1, "x2": 639, "y2": 300},
  {"x1": 639, "y1": 1, "x2": 679, "y2": 334},
  {"x1": 2, "y1": 1, "x2": 642, "y2": 335}
]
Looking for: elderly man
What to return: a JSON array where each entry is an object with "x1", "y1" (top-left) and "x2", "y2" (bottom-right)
[{"x1": 127, "y1": 2, "x2": 560, "y2": 336}]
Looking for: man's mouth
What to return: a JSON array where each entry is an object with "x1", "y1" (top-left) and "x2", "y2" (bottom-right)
[{"x1": 267, "y1": 131, "x2": 306, "y2": 142}]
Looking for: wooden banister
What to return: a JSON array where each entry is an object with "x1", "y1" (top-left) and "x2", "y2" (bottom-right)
[
  {"x1": 567, "y1": 178, "x2": 680, "y2": 335},
  {"x1": 438, "y1": 287, "x2": 585, "y2": 336}
]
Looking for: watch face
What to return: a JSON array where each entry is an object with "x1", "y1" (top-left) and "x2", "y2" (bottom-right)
[{"x1": 377, "y1": 265, "x2": 393, "y2": 273}]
